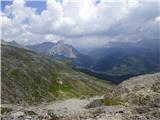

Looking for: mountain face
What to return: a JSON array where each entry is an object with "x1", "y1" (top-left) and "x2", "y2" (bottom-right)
[
  {"x1": 48, "y1": 41, "x2": 78, "y2": 58},
  {"x1": 1, "y1": 43, "x2": 113, "y2": 105},
  {"x1": 27, "y1": 41, "x2": 93, "y2": 67},
  {"x1": 94, "y1": 48, "x2": 159, "y2": 74},
  {"x1": 89, "y1": 39, "x2": 160, "y2": 82},
  {"x1": 85, "y1": 39, "x2": 160, "y2": 61}
]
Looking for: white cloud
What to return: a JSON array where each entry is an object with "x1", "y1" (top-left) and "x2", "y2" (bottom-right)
[
  {"x1": 155, "y1": 16, "x2": 160, "y2": 23},
  {"x1": 1, "y1": 0, "x2": 159, "y2": 46},
  {"x1": 105, "y1": 1, "x2": 159, "y2": 39}
]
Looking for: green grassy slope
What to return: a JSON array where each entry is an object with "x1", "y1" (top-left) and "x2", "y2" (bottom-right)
[{"x1": 1, "y1": 44, "x2": 113, "y2": 105}]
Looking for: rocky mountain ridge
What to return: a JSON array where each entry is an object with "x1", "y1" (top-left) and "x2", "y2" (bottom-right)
[{"x1": 27, "y1": 40, "x2": 93, "y2": 67}]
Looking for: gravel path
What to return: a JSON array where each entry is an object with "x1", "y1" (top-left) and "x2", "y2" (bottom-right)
[
  {"x1": 44, "y1": 96, "x2": 104, "y2": 116},
  {"x1": 2, "y1": 95, "x2": 159, "y2": 120}
]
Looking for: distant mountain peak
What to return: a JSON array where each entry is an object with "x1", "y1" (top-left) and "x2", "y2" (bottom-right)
[
  {"x1": 56, "y1": 40, "x2": 65, "y2": 45},
  {"x1": 9, "y1": 40, "x2": 17, "y2": 44},
  {"x1": 48, "y1": 41, "x2": 78, "y2": 59},
  {"x1": 27, "y1": 40, "x2": 78, "y2": 59},
  {"x1": 1, "y1": 40, "x2": 28, "y2": 49},
  {"x1": 27, "y1": 41, "x2": 93, "y2": 67}
]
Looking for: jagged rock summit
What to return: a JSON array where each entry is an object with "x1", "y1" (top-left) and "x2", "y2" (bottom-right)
[{"x1": 48, "y1": 40, "x2": 78, "y2": 59}]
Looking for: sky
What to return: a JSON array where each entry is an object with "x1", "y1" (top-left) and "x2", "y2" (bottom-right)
[{"x1": 1, "y1": 0, "x2": 160, "y2": 48}]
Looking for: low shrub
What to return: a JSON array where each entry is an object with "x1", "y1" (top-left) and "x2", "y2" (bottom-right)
[{"x1": 102, "y1": 96, "x2": 122, "y2": 106}]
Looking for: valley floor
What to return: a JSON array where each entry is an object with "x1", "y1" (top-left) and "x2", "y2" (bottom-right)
[{"x1": 1, "y1": 95, "x2": 159, "y2": 120}]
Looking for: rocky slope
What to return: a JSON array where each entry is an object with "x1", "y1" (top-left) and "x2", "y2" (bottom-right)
[
  {"x1": 104, "y1": 73, "x2": 160, "y2": 107},
  {"x1": 1, "y1": 44, "x2": 113, "y2": 105},
  {"x1": 98, "y1": 73, "x2": 160, "y2": 119},
  {"x1": 1, "y1": 73, "x2": 160, "y2": 120}
]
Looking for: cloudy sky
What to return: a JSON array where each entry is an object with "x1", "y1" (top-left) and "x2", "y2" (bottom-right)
[{"x1": 1, "y1": 0, "x2": 160, "y2": 48}]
